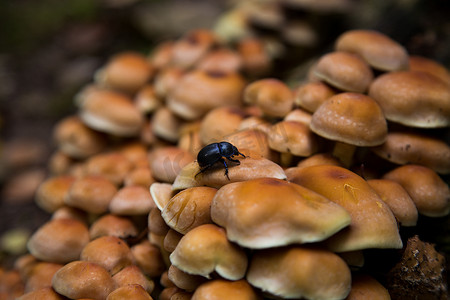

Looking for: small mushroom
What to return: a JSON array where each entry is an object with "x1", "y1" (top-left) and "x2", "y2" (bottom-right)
[
  {"x1": 192, "y1": 279, "x2": 260, "y2": 300},
  {"x1": 17, "y1": 287, "x2": 65, "y2": 300},
  {"x1": 109, "y1": 185, "x2": 156, "y2": 216},
  {"x1": 346, "y1": 273, "x2": 391, "y2": 300},
  {"x1": 112, "y1": 265, "x2": 155, "y2": 294},
  {"x1": 335, "y1": 29, "x2": 409, "y2": 71},
  {"x1": 199, "y1": 106, "x2": 246, "y2": 145},
  {"x1": 169, "y1": 224, "x2": 247, "y2": 280},
  {"x1": 23, "y1": 262, "x2": 63, "y2": 293},
  {"x1": 152, "y1": 106, "x2": 185, "y2": 143},
  {"x1": 35, "y1": 175, "x2": 75, "y2": 213},
  {"x1": 314, "y1": 51, "x2": 374, "y2": 93},
  {"x1": 134, "y1": 84, "x2": 162, "y2": 115},
  {"x1": 383, "y1": 165, "x2": 450, "y2": 217},
  {"x1": 148, "y1": 147, "x2": 194, "y2": 183},
  {"x1": 246, "y1": 245, "x2": 351, "y2": 300},
  {"x1": 106, "y1": 284, "x2": 153, "y2": 300},
  {"x1": 85, "y1": 152, "x2": 133, "y2": 186},
  {"x1": 131, "y1": 240, "x2": 166, "y2": 278},
  {"x1": 408, "y1": 55, "x2": 450, "y2": 85},
  {"x1": 167, "y1": 264, "x2": 207, "y2": 292},
  {"x1": 52, "y1": 260, "x2": 115, "y2": 300},
  {"x1": 211, "y1": 178, "x2": 350, "y2": 249},
  {"x1": 294, "y1": 80, "x2": 336, "y2": 113},
  {"x1": 89, "y1": 214, "x2": 138, "y2": 240}
]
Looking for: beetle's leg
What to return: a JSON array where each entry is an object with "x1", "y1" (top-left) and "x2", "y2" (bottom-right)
[
  {"x1": 220, "y1": 158, "x2": 230, "y2": 180},
  {"x1": 195, "y1": 164, "x2": 212, "y2": 178},
  {"x1": 237, "y1": 151, "x2": 246, "y2": 158},
  {"x1": 227, "y1": 157, "x2": 241, "y2": 165}
]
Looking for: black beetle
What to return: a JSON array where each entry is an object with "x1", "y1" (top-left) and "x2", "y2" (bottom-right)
[{"x1": 196, "y1": 142, "x2": 246, "y2": 180}]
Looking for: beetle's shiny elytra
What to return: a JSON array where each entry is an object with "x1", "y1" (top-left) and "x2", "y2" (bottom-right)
[{"x1": 196, "y1": 142, "x2": 246, "y2": 180}]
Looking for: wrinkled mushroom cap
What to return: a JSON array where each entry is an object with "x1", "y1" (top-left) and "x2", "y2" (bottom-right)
[
  {"x1": 52, "y1": 260, "x2": 115, "y2": 300},
  {"x1": 383, "y1": 165, "x2": 450, "y2": 217},
  {"x1": 310, "y1": 92, "x2": 387, "y2": 146},
  {"x1": 162, "y1": 187, "x2": 217, "y2": 234},
  {"x1": 170, "y1": 224, "x2": 248, "y2": 280},
  {"x1": 335, "y1": 29, "x2": 409, "y2": 71},
  {"x1": 288, "y1": 165, "x2": 402, "y2": 252},
  {"x1": 369, "y1": 71, "x2": 450, "y2": 128},
  {"x1": 247, "y1": 245, "x2": 351, "y2": 300},
  {"x1": 211, "y1": 177, "x2": 351, "y2": 249}
]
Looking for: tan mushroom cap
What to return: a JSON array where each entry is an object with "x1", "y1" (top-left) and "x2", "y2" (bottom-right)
[
  {"x1": 112, "y1": 265, "x2": 154, "y2": 294},
  {"x1": 168, "y1": 264, "x2": 207, "y2": 292},
  {"x1": 35, "y1": 175, "x2": 75, "y2": 213},
  {"x1": 89, "y1": 214, "x2": 138, "y2": 240},
  {"x1": 170, "y1": 224, "x2": 247, "y2": 280},
  {"x1": 295, "y1": 153, "x2": 342, "y2": 168},
  {"x1": 131, "y1": 240, "x2": 166, "y2": 278},
  {"x1": 109, "y1": 185, "x2": 156, "y2": 216},
  {"x1": 346, "y1": 273, "x2": 391, "y2": 300},
  {"x1": 154, "y1": 67, "x2": 184, "y2": 99},
  {"x1": 24, "y1": 262, "x2": 63, "y2": 293},
  {"x1": 335, "y1": 29, "x2": 409, "y2": 71},
  {"x1": 51, "y1": 206, "x2": 87, "y2": 223},
  {"x1": 65, "y1": 176, "x2": 118, "y2": 214},
  {"x1": 367, "y1": 179, "x2": 418, "y2": 226},
  {"x1": 149, "y1": 41, "x2": 174, "y2": 70},
  {"x1": 315, "y1": 51, "x2": 374, "y2": 93},
  {"x1": 152, "y1": 106, "x2": 184, "y2": 143},
  {"x1": 243, "y1": 78, "x2": 294, "y2": 118},
  {"x1": 383, "y1": 165, "x2": 450, "y2": 217},
  {"x1": 106, "y1": 284, "x2": 153, "y2": 300},
  {"x1": 150, "y1": 182, "x2": 174, "y2": 211},
  {"x1": 167, "y1": 69, "x2": 246, "y2": 120},
  {"x1": 170, "y1": 29, "x2": 218, "y2": 69},
  {"x1": 27, "y1": 218, "x2": 89, "y2": 263},
  {"x1": 268, "y1": 120, "x2": 318, "y2": 157},
  {"x1": 369, "y1": 71, "x2": 450, "y2": 128},
  {"x1": 238, "y1": 116, "x2": 272, "y2": 135},
  {"x1": 288, "y1": 165, "x2": 402, "y2": 252},
  {"x1": 17, "y1": 287, "x2": 65, "y2": 300},
  {"x1": 197, "y1": 48, "x2": 243, "y2": 73},
  {"x1": 371, "y1": 131, "x2": 450, "y2": 174},
  {"x1": 284, "y1": 108, "x2": 312, "y2": 126},
  {"x1": 52, "y1": 260, "x2": 115, "y2": 300},
  {"x1": 148, "y1": 207, "x2": 170, "y2": 236},
  {"x1": 95, "y1": 51, "x2": 154, "y2": 94},
  {"x1": 310, "y1": 92, "x2": 387, "y2": 146},
  {"x1": 247, "y1": 246, "x2": 351, "y2": 300},
  {"x1": 199, "y1": 106, "x2": 246, "y2": 145},
  {"x1": 80, "y1": 236, "x2": 134, "y2": 275},
  {"x1": 172, "y1": 153, "x2": 286, "y2": 190},
  {"x1": 162, "y1": 187, "x2": 217, "y2": 234},
  {"x1": 211, "y1": 178, "x2": 350, "y2": 249},
  {"x1": 77, "y1": 87, "x2": 144, "y2": 136},
  {"x1": 408, "y1": 55, "x2": 450, "y2": 85},
  {"x1": 224, "y1": 129, "x2": 277, "y2": 161},
  {"x1": 53, "y1": 116, "x2": 107, "y2": 159},
  {"x1": 294, "y1": 81, "x2": 336, "y2": 113},
  {"x1": 135, "y1": 85, "x2": 162, "y2": 115},
  {"x1": 85, "y1": 152, "x2": 133, "y2": 186},
  {"x1": 237, "y1": 37, "x2": 272, "y2": 77},
  {"x1": 192, "y1": 279, "x2": 260, "y2": 300},
  {"x1": 148, "y1": 147, "x2": 194, "y2": 183},
  {"x1": 164, "y1": 229, "x2": 183, "y2": 253}
]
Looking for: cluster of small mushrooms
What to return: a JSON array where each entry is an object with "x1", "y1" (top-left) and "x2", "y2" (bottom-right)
[{"x1": 2, "y1": 27, "x2": 449, "y2": 300}]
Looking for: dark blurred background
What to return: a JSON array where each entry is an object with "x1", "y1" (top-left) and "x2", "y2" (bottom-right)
[{"x1": 0, "y1": 0, "x2": 449, "y2": 266}]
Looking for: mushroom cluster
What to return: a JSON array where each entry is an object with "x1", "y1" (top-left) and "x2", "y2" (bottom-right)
[{"x1": 2, "y1": 27, "x2": 449, "y2": 300}]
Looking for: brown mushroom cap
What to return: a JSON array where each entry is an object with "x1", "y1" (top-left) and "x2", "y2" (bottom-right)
[
  {"x1": 106, "y1": 284, "x2": 153, "y2": 300},
  {"x1": 369, "y1": 71, "x2": 450, "y2": 128},
  {"x1": 237, "y1": 37, "x2": 272, "y2": 77},
  {"x1": 24, "y1": 262, "x2": 63, "y2": 293},
  {"x1": 314, "y1": 51, "x2": 374, "y2": 93},
  {"x1": 95, "y1": 51, "x2": 154, "y2": 94},
  {"x1": 295, "y1": 153, "x2": 342, "y2": 168},
  {"x1": 52, "y1": 260, "x2": 115, "y2": 300},
  {"x1": 77, "y1": 88, "x2": 144, "y2": 136},
  {"x1": 284, "y1": 108, "x2": 312, "y2": 126},
  {"x1": 247, "y1": 245, "x2": 351, "y2": 300},
  {"x1": 27, "y1": 218, "x2": 89, "y2": 263},
  {"x1": 335, "y1": 29, "x2": 409, "y2": 71},
  {"x1": 310, "y1": 92, "x2": 387, "y2": 146},
  {"x1": 131, "y1": 240, "x2": 166, "y2": 278},
  {"x1": 371, "y1": 131, "x2": 450, "y2": 174},
  {"x1": 167, "y1": 69, "x2": 246, "y2": 120},
  {"x1": 148, "y1": 147, "x2": 194, "y2": 183},
  {"x1": 85, "y1": 152, "x2": 133, "y2": 186},
  {"x1": 134, "y1": 84, "x2": 162, "y2": 115},
  {"x1": 65, "y1": 176, "x2": 118, "y2": 214},
  {"x1": 383, "y1": 165, "x2": 450, "y2": 217},
  {"x1": 408, "y1": 55, "x2": 450, "y2": 85},
  {"x1": 197, "y1": 48, "x2": 243, "y2": 73},
  {"x1": 168, "y1": 264, "x2": 207, "y2": 292},
  {"x1": 288, "y1": 165, "x2": 402, "y2": 252},
  {"x1": 294, "y1": 81, "x2": 336, "y2": 113},
  {"x1": 199, "y1": 106, "x2": 246, "y2": 145},
  {"x1": 162, "y1": 187, "x2": 217, "y2": 234},
  {"x1": 367, "y1": 179, "x2": 418, "y2": 226},
  {"x1": 169, "y1": 224, "x2": 248, "y2": 280},
  {"x1": 173, "y1": 153, "x2": 286, "y2": 190},
  {"x1": 112, "y1": 265, "x2": 155, "y2": 294},
  {"x1": 17, "y1": 287, "x2": 65, "y2": 300},
  {"x1": 89, "y1": 214, "x2": 138, "y2": 240},
  {"x1": 35, "y1": 175, "x2": 75, "y2": 213},
  {"x1": 53, "y1": 116, "x2": 107, "y2": 159},
  {"x1": 211, "y1": 177, "x2": 350, "y2": 249},
  {"x1": 346, "y1": 273, "x2": 391, "y2": 300},
  {"x1": 268, "y1": 120, "x2": 318, "y2": 157},
  {"x1": 109, "y1": 185, "x2": 156, "y2": 216},
  {"x1": 224, "y1": 129, "x2": 278, "y2": 161},
  {"x1": 192, "y1": 279, "x2": 260, "y2": 300},
  {"x1": 152, "y1": 106, "x2": 184, "y2": 143},
  {"x1": 243, "y1": 78, "x2": 294, "y2": 118},
  {"x1": 80, "y1": 236, "x2": 134, "y2": 275}
]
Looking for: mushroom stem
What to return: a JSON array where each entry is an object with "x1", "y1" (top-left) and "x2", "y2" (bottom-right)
[
  {"x1": 332, "y1": 141, "x2": 356, "y2": 168},
  {"x1": 280, "y1": 152, "x2": 294, "y2": 167}
]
